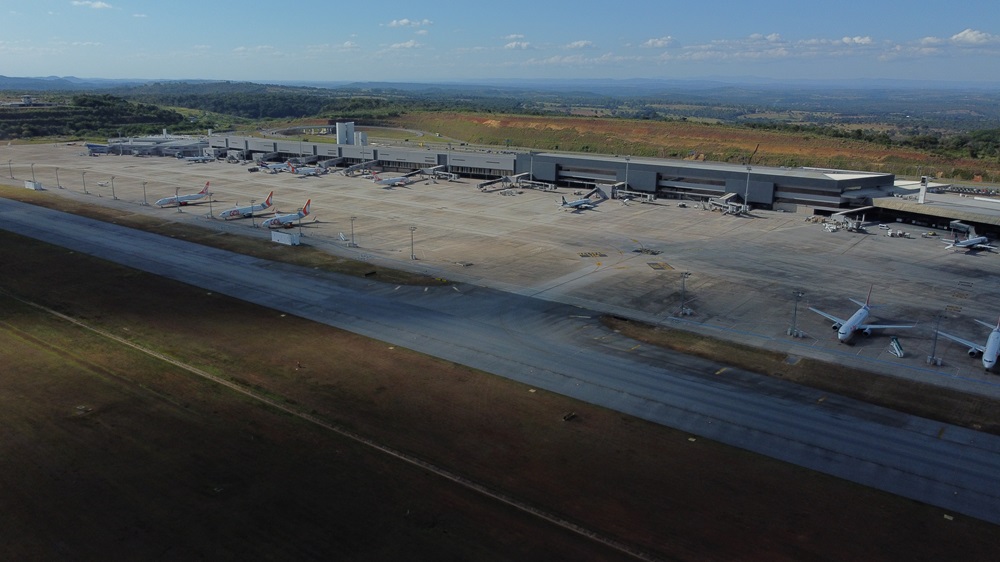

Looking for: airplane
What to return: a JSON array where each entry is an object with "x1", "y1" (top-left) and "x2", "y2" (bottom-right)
[
  {"x1": 154, "y1": 182, "x2": 211, "y2": 207},
  {"x1": 216, "y1": 191, "x2": 273, "y2": 220},
  {"x1": 372, "y1": 172, "x2": 414, "y2": 187},
  {"x1": 97, "y1": 181, "x2": 110, "y2": 187},
  {"x1": 560, "y1": 195, "x2": 596, "y2": 210},
  {"x1": 257, "y1": 161, "x2": 292, "y2": 174},
  {"x1": 289, "y1": 163, "x2": 326, "y2": 177},
  {"x1": 936, "y1": 317, "x2": 1000, "y2": 370},
  {"x1": 943, "y1": 232, "x2": 995, "y2": 251},
  {"x1": 261, "y1": 199, "x2": 311, "y2": 229},
  {"x1": 808, "y1": 285, "x2": 915, "y2": 343}
]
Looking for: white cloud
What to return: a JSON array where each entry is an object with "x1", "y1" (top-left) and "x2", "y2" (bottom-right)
[
  {"x1": 415, "y1": 29, "x2": 428, "y2": 36},
  {"x1": 387, "y1": 18, "x2": 432, "y2": 28},
  {"x1": 504, "y1": 41, "x2": 531, "y2": 50},
  {"x1": 71, "y1": 1, "x2": 113, "y2": 8},
  {"x1": 504, "y1": 34, "x2": 524, "y2": 40},
  {"x1": 390, "y1": 40, "x2": 421, "y2": 49},
  {"x1": 951, "y1": 28, "x2": 999, "y2": 45},
  {"x1": 641, "y1": 36, "x2": 674, "y2": 48},
  {"x1": 565, "y1": 40, "x2": 593, "y2": 49},
  {"x1": 841, "y1": 36, "x2": 872, "y2": 45}
]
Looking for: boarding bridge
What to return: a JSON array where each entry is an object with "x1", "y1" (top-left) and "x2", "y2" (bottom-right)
[
  {"x1": 340, "y1": 160, "x2": 379, "y2": 176},
  {"x1": 614, "y1": 187, "x2": 656, "y2": 202},
  {"x1": 709, "y1": 193, "x2": 744, "y2": 215},
  {"x1": 477, "y1": 176, "x2": 513, "y2": 192}
]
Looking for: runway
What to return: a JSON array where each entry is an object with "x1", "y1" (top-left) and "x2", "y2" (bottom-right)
[{"x1": 3, "y1": 197, "x2": 999, "y2": 524}]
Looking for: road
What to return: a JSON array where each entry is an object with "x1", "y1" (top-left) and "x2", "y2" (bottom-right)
[{"x1": 2, "y1": 197, "x2": 1000, "y2": 525}]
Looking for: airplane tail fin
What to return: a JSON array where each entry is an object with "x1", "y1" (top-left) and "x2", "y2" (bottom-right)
[
  {"x1": 200, "y1": 181, "x2": 210, "y2": 194},
  {"x1": 864, "y1": 284, "x2": 874, "y2": 307},
  {"x1": 264, "y1": 191, "x2": 274, "y2": 207},
  {"x1": 561, "y1": 196, "x2": 567, "y2": 204},
  {"x1": 289, "y1": 164, "x2": 296, "y2": 173},
  {"x1": 301, "y1": 199, "x2": 311, "y2": 218}
]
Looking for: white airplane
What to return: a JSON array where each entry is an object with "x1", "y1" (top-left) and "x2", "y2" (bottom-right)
[
  {"x1": 560, "y1": 195, "x2": 596, "y2": 210},
  {"x1": 261, "y1": 199, "x2": 311, "y2": 229},
  {"x1": 182, "y1": 155, "x2": 213, "y2": 163},
  {"x1": 217, "y1": 191, "x2": 273, "y2": 220},
  {"x1": 289, "y1": 163, "x2": 325, "y2": 177},
  {"x1": 808, "y1": 286, "x2": 915, "y2": 343},
  {"x1": 937, "y1": 317, "x2": 1000, "y2": 370},
  {"x1": 372, "y1": 173, "x2": 413, "y2": 187},
  {"x1": 154, "y1": 182, "x2": 211, "y2": 207},
  {"x1": 258, "y1": 161, "x2": 292, "y2": 174},
  {"x1": 943, "y1": 232, "x2": 995, "y2": 251}
]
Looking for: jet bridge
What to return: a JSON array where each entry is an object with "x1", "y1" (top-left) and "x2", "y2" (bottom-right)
[{"x1": 341, "y1": 160, "x2": 379, "y2": 176}]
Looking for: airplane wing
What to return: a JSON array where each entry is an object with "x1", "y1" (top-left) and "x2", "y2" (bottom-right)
[
  {"x1": 936, "y1": 330, "x2": 985, "y2": 353},
  {"x1": 808, "y1": 307, "x2": 847, "y2": 325},
  {"x1": 857, "y1": 323, "x2": 915, "y2": 330}
]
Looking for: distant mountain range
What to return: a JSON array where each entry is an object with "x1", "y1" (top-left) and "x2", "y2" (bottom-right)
[{"x1": 3, "y1": 75, "x2": 1000, "y2": 95}]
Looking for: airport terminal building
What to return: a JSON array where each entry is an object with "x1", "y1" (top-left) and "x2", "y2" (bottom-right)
[{"x1": 209, "y1": 134, "x2": 898, "y2": 212}]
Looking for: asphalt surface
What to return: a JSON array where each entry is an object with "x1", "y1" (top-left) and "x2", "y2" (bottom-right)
[{"x1": 2, "y1": 197, "x2": 999, "y2": 525}]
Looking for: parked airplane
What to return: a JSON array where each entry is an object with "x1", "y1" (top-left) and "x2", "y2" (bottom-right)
[
  {"x1": 180, "y1": 155, "x2": 214, "y2": 163},
  {"x1": 154, "y1": 182, "x2": 211, "y2": 207},
  {"x1": 216, "y1": 191, "x2": 273, "y2": 220},
  {"x1": 372, "y1": 173, "x2": 414, "y2": 187},
  {"x1": 943, "y1": 232, "x2": 995, "y2": 251},
  {"x1": 257, "y1": 161, "x2": 292, "y2": 174},
  {"x1": 289, "y1": 164, "x2": 325, "y2": 177},
  {"x1": 937, "y1": 317, "x2": 1000, "y2": 370},
  {"x1": 261, "y1": 199, "x2": 311, "y2": 229},
  {"x1": 808, "y1": 285, "x2": 915, "y2": 343},
  {"x1": 560, "y1": 195, "x2": 596, "y2": 210}
]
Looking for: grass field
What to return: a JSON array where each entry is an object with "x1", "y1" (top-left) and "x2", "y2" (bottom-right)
[
  {"x1": 2, "y1": 223, "x2": 1000, "y2": 559},
  {"x1": 390, "y1": 112, "x2": 1000, "y2": 182}
]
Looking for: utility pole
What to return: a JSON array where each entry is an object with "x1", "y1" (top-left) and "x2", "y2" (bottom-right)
[
  {"x1": 82, "y1": 171, "x2": 88, "y2": 194},
  {"x1": 110, "y1": 176, "x2": 117, "y2": 200},
  {"x1": 55, "y1": 167, "x2": 60, "y2": 188},
  {"x1": 409, "y1": 226, "x2": 417, "y2": 260},
  {"x1": 927, "y1": 313, "x2": 944, "y2": 366},
  {"x1": 788, "y1": 290, "x2": 805, "y2": 337},
  {"x1": 678, "y1": 272, "x2": 692, "y2": 316},
  {"x1": 141, "y1": 181, "x2": 148, "y2": 206},
  {"x1": 349, "y1": 216, "x2": 358, "y2": 247}
]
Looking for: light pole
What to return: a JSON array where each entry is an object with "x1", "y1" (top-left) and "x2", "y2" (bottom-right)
[
  {"x1": 6, "y1": 159, "x2": 11, "y2": 179},
  {"x1": 409, "y1": 226, "x2": 417, "y2": 260},
  {"x1": 30, "y1": 163, "x2": 35, "y2": 183},
  {"x1": 250, "y1": 199, "x2": 256, "y2": 227},
  {"x1": 176, "y1": 187, "x2": 182, "y2": 213},
  {"x1": 110, "y1": 176, "x2": 117, "y2": 200},
  {"x1": 82, "y1": 171, "x2": 88, "y2": 194},
  {"x1": 928, "y1": 313, "x2": 944, "y2": 366},
  {"x1": 141, "y1": 181, "x2": 148, "y2": 206},
  {"x1": 624, "y1": 155, "x2": 630, "y2": 190},
  {"x1": 349, "y1": 216, "x2": 358, "y2": 247},
  {"x1": 744, "y1": 165, "x2": 752, "y2": 210},
  {"x1": 54, "y1": 167, "x2": 60, "y2": 188},
  {"x1": 789, "y1": 290, "x2": 804, "y2": 337},
  {"x1": 529, "y1": 152, "x2": 534, "y2": 180},
  {"x1": 678, "y1": 272, "x2": 691, "y2": 316}
]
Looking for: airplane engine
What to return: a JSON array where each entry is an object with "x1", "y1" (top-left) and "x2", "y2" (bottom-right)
[
  {"x1": 863, "y1": 328, "x2": 873, "y2": 336},
  {"x1": 969, "y1": 348, "x2": 981, "y2": 357},
  {"x1": 831, "y1": 324, "x2": 840, "y2": 330}
]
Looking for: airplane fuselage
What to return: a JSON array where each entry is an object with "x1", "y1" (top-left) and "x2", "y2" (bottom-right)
[
  {"x1": 984, "y1": 330, "x2": 1000, "y2": 370},
  {"x1": 838, "y1": 306, "x2": 870, "y2": 342}
]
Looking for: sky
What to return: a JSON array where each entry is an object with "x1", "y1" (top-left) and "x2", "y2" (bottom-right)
[{"x1": 3, "y1": 0, "x2": 1000, "y2": 84}]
